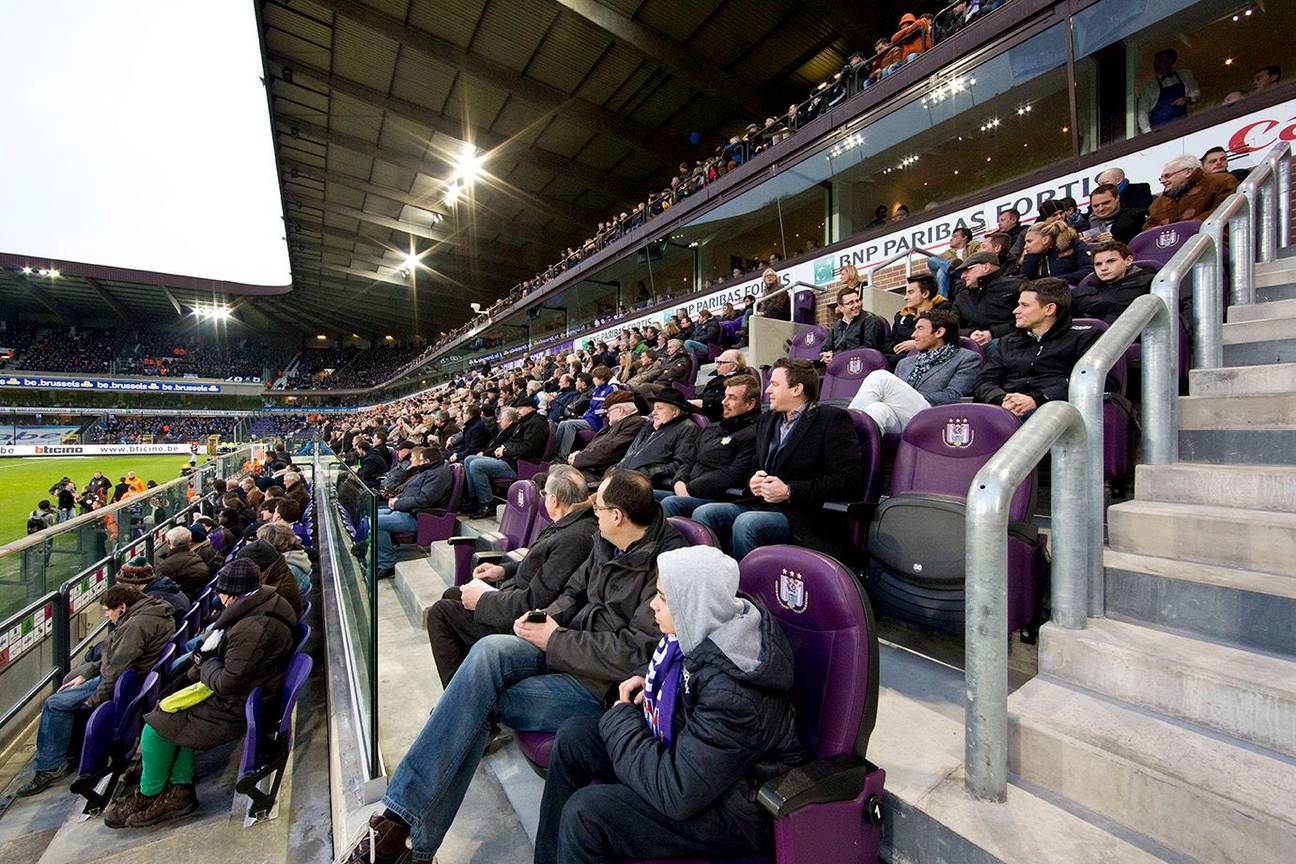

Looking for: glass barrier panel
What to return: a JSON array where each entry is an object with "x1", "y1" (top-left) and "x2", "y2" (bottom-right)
[{"x1": 0, "y1": 592, "x2": 61, "y2": 728}]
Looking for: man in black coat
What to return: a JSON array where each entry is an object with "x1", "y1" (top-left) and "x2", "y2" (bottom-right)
[
  {"x1": 661, "y1": 374, "x2": 761, "y2": 517},
  {"x1": 951, "y1": 250, "x2": 1024, "y2": 350},
  {"x1": 820, "y1": 286, "x2": 884, "y2": 363},
  {"x1": 1081, "y1": 183, "x2": 1147, "y2": 245},
  {"x1": 1096, "y1": 166, "x2": 1154, "y2": 213},
  {"x1": 570, "y1": 392, "x2": 646, "y2": 482},
  {"x1": 975, "y1": 278, "x2": 1103, "y2": 417},
  {"x1": 693, "y1": 358, "x2": 864, "y2": 559},
  {"x1": 375, "y1": 446, "x2": 454, "y2": 578},
  {"x1": 424, "y1": 465, "x2": 598, "y2": 685},
  {"x1": 355, "y1": 438, "x2": 388, "y2": 489},
  {"x1": 615, "y1": 387, "x2": 700, "y2": 489},
  {"x1": 1072, "y1": 241, "x2": 1156, "y2": 324},
  {"x1": 449, "y1": 405, "x2": 491, "y2": 463},
  {"x1": 462, "y1": 394, "x2": 549, "y2": 516}
]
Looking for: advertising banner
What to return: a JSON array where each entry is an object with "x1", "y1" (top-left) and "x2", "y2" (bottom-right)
[
  {"x1": 0, "y1": 443, "x2": 195, "y2": 457},
  {"x1": 0, "y1": 375, "x2": 222, "y2": 394},
  {"x1": 0, "y1": 425, "x2": 80, "y2": 446}
]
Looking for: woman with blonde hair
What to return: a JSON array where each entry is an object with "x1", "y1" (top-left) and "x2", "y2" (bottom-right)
[{"x1": 1019, "y1": 220, "x2": 1091, "y2": 281}]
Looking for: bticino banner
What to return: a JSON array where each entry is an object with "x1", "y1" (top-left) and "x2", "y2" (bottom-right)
[{"x1": 0, "y1": 443, "x2": 196, "y2": 457}]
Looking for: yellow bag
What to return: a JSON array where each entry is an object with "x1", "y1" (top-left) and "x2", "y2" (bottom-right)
[{"x1": 158, "y1": 682, "x2": 214, "y2": 713}]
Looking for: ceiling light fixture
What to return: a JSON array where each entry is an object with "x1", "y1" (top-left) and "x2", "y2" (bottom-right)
[{"x1": 443, "y1": 182, "x2": 461, "y2": 205}]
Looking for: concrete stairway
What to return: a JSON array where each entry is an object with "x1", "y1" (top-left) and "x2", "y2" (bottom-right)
[{"x1": 1006, "y1": 257, "x2": 1296, "y2": 864}]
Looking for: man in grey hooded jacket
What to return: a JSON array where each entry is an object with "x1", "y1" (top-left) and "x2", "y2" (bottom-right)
[{"x1": 535, "y1": 545, "x2": 809, "y2": 864}]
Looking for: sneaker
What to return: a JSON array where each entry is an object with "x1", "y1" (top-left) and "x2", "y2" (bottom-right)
[
  {"x1": 103, "y1": 789, "x2": 155, "y2": 829},
  {"x1": 15, "y1": 765, "x2": 69, "y2": 797},
  {"x1": 338, "y1": 812, "x2": 412, "y2": 864},
  {"x1": 125, "y1": 782, "x2": 198, "y2": 827}
]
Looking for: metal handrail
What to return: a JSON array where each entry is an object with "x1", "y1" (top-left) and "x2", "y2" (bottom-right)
[
  {"x1": 863, "y1": 246, "x2": 939, "y2": 291},
  {"x1": 1066, "y1": 294, "x2": 1176, "y2": 619},
  {"x1": 1241, "y1": 141, "x2": 1293, "y2": 264},
  {"x1": 964, "y1": 401, "x2": 1089, "y2": 801},
  {"x1": 751, "y1": 280, "x2": 821, "y2": 315},
  {"x1": 1201, "y1": 192, "x2": 1254, "y2": 309}
]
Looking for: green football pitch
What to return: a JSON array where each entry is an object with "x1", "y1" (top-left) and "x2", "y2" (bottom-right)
[{"x1": 0, "y1": 454, "x2": 212, "y2": 548}]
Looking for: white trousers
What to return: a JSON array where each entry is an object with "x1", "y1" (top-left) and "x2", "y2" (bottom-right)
[{"x1": 847, "y1": 370, "x2": 932, "y2": 435}]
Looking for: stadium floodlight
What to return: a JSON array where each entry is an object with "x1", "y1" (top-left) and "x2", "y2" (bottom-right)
[
  {"x1": 453, "y1": 142, "x2": 481, "y2": 184},
  {"x1": 443, "y1": 182, "x2": 461, "y2": 205},
  {"x1": 401, "y1": 251, "x2": 419, "y2": 271},
  {"x1": 20, "y1": 266, "x2": 32, "y2": 275}
]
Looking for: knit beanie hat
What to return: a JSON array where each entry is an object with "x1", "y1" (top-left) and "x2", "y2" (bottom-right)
[
  {"x1": 215, "y1": 559, "x2": 261, "y2": 596},
  {"x1": 188, "y1": 524, "x2": 209, "y2": 542},
  {"x1": 116, "y1": 555, "x2": 155, "y2": 586},
  {"x1": 236, "y1": 539, "x2": 281, "y2": 572}
]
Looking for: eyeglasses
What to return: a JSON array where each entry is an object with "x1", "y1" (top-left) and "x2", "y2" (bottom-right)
[
  {"x1": 1159, "y1": 167, "x2": 1191, "y2": 182},
  {"x1": 591, "y1": 500, "x2": 620, "y2": 515}
]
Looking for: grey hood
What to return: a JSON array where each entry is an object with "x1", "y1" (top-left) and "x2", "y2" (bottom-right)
[{"x1": 658, "y1": 546, "x2": 762, "y2": 674}]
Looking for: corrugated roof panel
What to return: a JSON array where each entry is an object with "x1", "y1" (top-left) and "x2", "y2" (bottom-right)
[
  {"x1": 389, "y1": 51, "x2": 457, "y2": 111},
  {"x1": 376, "y1": 119, "x2": 437, "y2": 164},
  {"x1": 572, "y1": 42, "x2": 640, "y2": 106},
  {"x1": 440, "y1": 78, "x2": 509, "y2": 131},
  {"x1": 367, "y1": 163, "x2": 417, "y2": 192},
  {"x1": 362, "y1": 0, "x2": 413, "y2": 21},
  {"x1": 688, "y1": 0, "x2": 788, "y2": 68},
  {"x1": 627, "y1": 79, "x2": 694, "y2": 127},
  {"x1": 327, "y1": 149, "x2": 375, "y2": 178},
  {"x1": 574, "y1": 136, "x2": 633, "y2": 173},
  {"x1": 263, "y1": 2, "x2": 332, "y2": 51},
  {"x1": 265, "y1": 27, "x2": 330, "y2": 64},
  {"x1": 488, "y1": 99, "x2": 548, "y2": 141},
  {"x1": 406, "y1": 0, "x2": 486, "y2": 51},
  {"x1": 332, "y1": 15, "x2": 399, "y2": 92},
  {"x1": 328, "y1": 186, "x2": 368, "y2": 210},
  {"x1": 798, "y1": 48, "x2": 847, "y2": 87},
  {"x1": 273, "y1": 94, "x2": 329, "y2": 128},
  {"x1": 470, "y1": 0, "x2": 555, "y2": 74},
  {"x1": 328, "y1": 92, "x2": 386, "y2": 145},
  {"x1": 602, "y1": 61, "x2": 656, "y2": 114},
  {"x1": 637, "y1": 0, "x2": 725, "y2": 44},
  {"x1": 532, "y1": 120, "x2": 594, "y2": 159},
  {"x1": 529, "y1": 11, "x2": 610, "y2": 79}
]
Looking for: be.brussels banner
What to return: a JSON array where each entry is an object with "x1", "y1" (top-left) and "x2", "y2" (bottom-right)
[
  {"x1": 0, "y1": 443, "x2": 195, "y2": 457},
  {"x1": 587, "y1": 98, "x2": 1296, "y2": 346},
  {"x1": 0, "y1": 425, "x2": 79, "y2": 446},
  {"x1": 0, "y1": 375, "x2": 222, "y2": 394}
]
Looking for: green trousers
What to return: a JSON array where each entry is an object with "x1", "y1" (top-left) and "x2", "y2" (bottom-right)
[{"x1": 139, "y1": 724, "x2": 195, "y2": 796}]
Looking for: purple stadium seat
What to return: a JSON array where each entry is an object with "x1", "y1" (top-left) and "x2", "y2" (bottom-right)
[
  {"x1": 866, "y1": 404, "x2": 1044, "y2": 635},
  {"x1": 525, "y1": 505, "x2": 553, "y2": 546},
  {"x1": 874, "y1": 313, "x2": 891, "y2": 344},
  {"x1": 666, "y1": 516, "x2": 720, "y2": 548},
  {"x1": 294, "y1": 619, "x2": 311, "y2": 655},
  {"x1": 792, "y1": 288, "x2": 816, "y2": 325},
  {"x1": 690, "y1": 413, "x2": 709, "y2": 430},
  {"x1": 619, "y1": 547, "x2": 887, "y2": 864},
  {"x1": 788, "y1": 327, "x2": 829, "y2": 363},
  {"x1": 958, "y1": 337, "x2": 985, "y2": 363},
  {"x1": 1129, "y1": 220, "x2": 1201, "y2": 268},
  {"x1": 1073, "y1": 318, "x2": 1135, "y2": 480},
  {"x1": 820, "y1": 349, "x2": 887, "y2": 403},
  {"x1": 450, "y1": 479, "x2": 539, "y2": 586},
  {"x1": 72, "y1": 668, "x2": 161, "y2": 816},
  {"x1": 236, "y1": 652, "x2": 314, "y2": 820}
]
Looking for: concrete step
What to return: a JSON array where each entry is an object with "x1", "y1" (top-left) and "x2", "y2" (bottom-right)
[
  {"x1": 1228, "y1": 297, "x2": 1296, "y2": 323},
  {"x1": 1222, "y1": 316, "x2": 1296, "y2": 366},
  {"x1": 869, "y1": 644, "x2": 1167, "y2": 864},
  {"x1": 1010, "y1": 678, "x2": 1296, "y2": 864},
  {"x1": 1255, "y1": 256, "x2": 1296, "y2": 284},
  {"x1": 1179, "y1": 392, "x2": 1296, "y2": 430},
  {"x1": 1107, "y1": 499, "x2": 1296, "y2": 574},
  {"x1": 1179, "y1": 427, "x2": 1296, "y2": 464},
  {"x1": 1134, "y1": 462, "x2": 1296, "y2": 512},
  {"x1": 1038, "y1": 618, "x2": 1296, "y2": 755},
  {"x1": 1189, "y1": 361, "x2": 1296, "y2": 396},
  {"x1": 1256, "y1": 283, "x2": 1296, "y2": 303},
  {"x1": 1104, "y1": 548, "x2": 1296, "y2": 656}
]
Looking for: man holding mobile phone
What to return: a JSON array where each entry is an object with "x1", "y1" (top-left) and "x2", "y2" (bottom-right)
[{"x1": 341, "y1": 469, "x2": 685, "y2": 864}]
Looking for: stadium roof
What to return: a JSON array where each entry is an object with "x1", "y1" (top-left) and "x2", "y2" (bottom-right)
[
  {"x1": 260, "y1": 0, "x2": 918, "y2": 338},
  {"x1": 1, "y1": 0, "x2": 918, "y2": 339}
]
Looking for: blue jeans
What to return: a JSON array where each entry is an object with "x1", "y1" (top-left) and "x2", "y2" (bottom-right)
[
  {"x1": 377, "y1": 507, "x2": 419, "y2": 570},
  {"x1": 691, "y1": 503, "x2": 791, "y2": 560},
  {"x1": 34, "y1": 675, "x2": 100, "y2": 771},
  {"x1": 927, "y1": 256, "x2": 954, "y2": 298},
  {"x1": 463, "y1": 456, "x2": 516, "y2": 506},
  {"x1": 555, "y1": 419, "x2": 593, "y2": 458},
  {"x1": 382, "y1": 634, "x2": 604, "y2": 860},
  {"x1": 683, "y1": 339, "x2": 709, "y2": 357},
  {"x1": 660, "y1": 495, "x2": 710, "y2": 517}
]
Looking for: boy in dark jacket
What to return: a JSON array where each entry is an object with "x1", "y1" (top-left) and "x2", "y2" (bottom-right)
[
  {"x1": 1072, "y1": 241, "x2": 1156, "y2": 324},
  {"x1": 536, "y1": 545, "x2": 808, "y2": 863}
]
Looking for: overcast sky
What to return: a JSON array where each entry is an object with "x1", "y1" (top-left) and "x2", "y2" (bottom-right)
[{"x1": 0, "y1": 1, "x2": 290, "y2": 286}]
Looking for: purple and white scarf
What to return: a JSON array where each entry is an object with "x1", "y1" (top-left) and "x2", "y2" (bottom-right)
[{"x1": 642, "y1": 635, "x2": 683, "y2": 746}]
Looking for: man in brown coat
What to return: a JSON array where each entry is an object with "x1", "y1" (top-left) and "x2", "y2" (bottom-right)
[
  {"x1": 569, "y1": 392, "x2": 646, "y2": 482},
  {"x1": 1144, "y1": 155, "x2": 1238, "y2": 229}
]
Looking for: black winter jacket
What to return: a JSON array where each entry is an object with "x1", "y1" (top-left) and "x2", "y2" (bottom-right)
[
  {"x1": 500, "y1": 411, "x2": 549, "y2": 466},
  {"x1": 1071, "y1": 265, "x2": 1155, "y2": 325},
  {"x1": 454, "y1": 416, "x2": 491, "y2": 460},
  {"x1": 357, "y1": 450, "x2": 388, "y2": 488},
  {"x1": 544, "y1": 511, "x2": 686, "y2": 699},
  {"x1": 952, "y1": 272, "x2": 1024, "y2": 339},
  {"x1": 599, "y1": 596, "x2": 808, "y2": 842},
  {"x1": 473, "y1": 507, "x2": 598, "y2": 630},
  {"x1": 392, "y1": 459, "x2": 454, "y2": 513},
  {"x1": 573, "y1": 414, "x2": 647, "y2": 481},
  {"x1": 617, "y1": 415, "x2": 700, "y2": 488},
  {"x1": 673, "y1": 408, "x2": 760, "y2": 499},
  {"x1": 824, "y1": 311, "x2": 884, "y2": 354},
  {"x1": 974, "y1": 313, "x2": 1103, "y2": 406},
  {"x1": 691, "y1": 318, "x2": 722, "y2": 346},
  {"x1": 145, "y1": 586, "x2": 296, "y2": 750}
]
